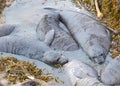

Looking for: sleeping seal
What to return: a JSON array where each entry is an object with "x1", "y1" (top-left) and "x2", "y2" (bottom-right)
[
  {"x1": 0, "y1": 24, "x2": 68, "y2": 65},
  {"x1": 44, "y1": 8, "x2": 111, "y2": 64},
  {"x1": 59, "y1": 10, "x2": 111, "y2": 64},
  {"x1": 0, "y1": 35, "x2": 68, "y2": 65},
  {"x1": 36, "y1": 12, "x2": 78, "y2": 51}
]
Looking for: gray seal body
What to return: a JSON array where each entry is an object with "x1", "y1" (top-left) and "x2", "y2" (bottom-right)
[
  {"x1": 36, "y1": 12, "x2": 78, "y2": 51},
  {"x1": 57, "y1": 9, "x2": 111, "y2": 64},
  {"x1": 0, "y1": 24, "x2": 68, "y2": 65},
  {"x1": 0, "y1": 35, "x2": 68, "y2": 65}
]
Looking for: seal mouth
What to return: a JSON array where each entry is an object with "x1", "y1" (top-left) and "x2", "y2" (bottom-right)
[{"x1": 90, "y1": 54, "x2": 106, "y2": 64}]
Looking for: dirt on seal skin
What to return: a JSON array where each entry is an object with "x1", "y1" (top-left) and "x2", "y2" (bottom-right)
[{"x1": 72, "y1": 0, "x2": 120, "y2": 58}]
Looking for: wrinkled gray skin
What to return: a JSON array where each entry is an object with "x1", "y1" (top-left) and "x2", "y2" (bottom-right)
[
  {"x1": 64, "y1": 60, "x2": 109, "y2": 86},
  {"x1": 101, "y1": 55, "x2": 120, "y2": 85},
  {"x1": 36, "y1": 12, "x2": 78, "y2": 51},
  {"x1": 0, "y1": 36, "x2": 49, "y2": 60},
  {"x1": 44, "y1": 8, "x2": 111, "y2": 64},
  {"x1": 0, "y1": 24, "x2": 68, "y2": 65}
]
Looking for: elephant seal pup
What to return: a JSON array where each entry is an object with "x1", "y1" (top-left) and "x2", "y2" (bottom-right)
[
  {"x1": 44, "y1": 8, "x2": 111, "y2": 64},
  {"x1": 59, "y1": 10, "x2": 111, "y2": 64},
  {"x1": 60, "y1": 10, "x2": 111, "y2": 64},
  {"x1": 101, "y1": 55, "x2": 120, "y2": 85},
  {"x1": 0, "y1": 35, "x2": 68, "y2": 65},
  {"x1": 36, "y1": 12, "x2": 78, "y2": 51},
  {"x1": 0, "y1": 24, "x2": 15, "y2": 37},
  {"x1": 64, "y1": 60, "x2": 109, "y2": 86}
]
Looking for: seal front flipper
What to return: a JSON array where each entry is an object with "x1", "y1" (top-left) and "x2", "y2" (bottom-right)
[
  {"x1": 44, "y1": 29, "x2": 55, "y2": 46},
  {"x1": 37, "y1": 29, "x2": 55, "y2": 46},
  {"x1": 36, "y1": 30, "x2": 45, "y2": 41},
  {"x1": 0, "y1": 24, "x2": 15, "y2": 37}
]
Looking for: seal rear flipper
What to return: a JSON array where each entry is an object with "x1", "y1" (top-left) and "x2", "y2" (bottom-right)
[
  {"x1": 44, "y1": 29, "x2": 55, "y2": 46},
  {"x1": 0, "y1": 24, "x2": 15, "y2": 37},
  {"x1": 42, "y1": 51, "x2": 68, "y2": 65}
]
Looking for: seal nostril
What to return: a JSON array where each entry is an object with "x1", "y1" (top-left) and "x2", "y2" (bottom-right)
[
  {"x1": 89, "y1": 56, "x2": 96, "y2": 63},
  {"x1": 99, "y1": 61, "x2": 104, "y2": 65}
]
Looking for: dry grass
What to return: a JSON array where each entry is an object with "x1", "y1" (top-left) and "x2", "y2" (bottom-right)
[
  {"x1": 0, "y1": 56, "x2": 63, "y2": 85},
  {"x1": 0, "y1": 0, "x2": 13, "y2": 23}
]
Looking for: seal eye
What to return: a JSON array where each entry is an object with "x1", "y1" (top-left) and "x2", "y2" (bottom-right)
[
  {"x1": 93, "y1": 56, "x2": 96, "y2": 59},
  {"x1": 99, "y1": 53, "x2": 106, "y2": 60},
  {"x1": 99, "y1": 61, "x2": 104, "y2": 65},
  {"x1": 100, "y1": 53, "x2": 103, "y2": 56}
]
